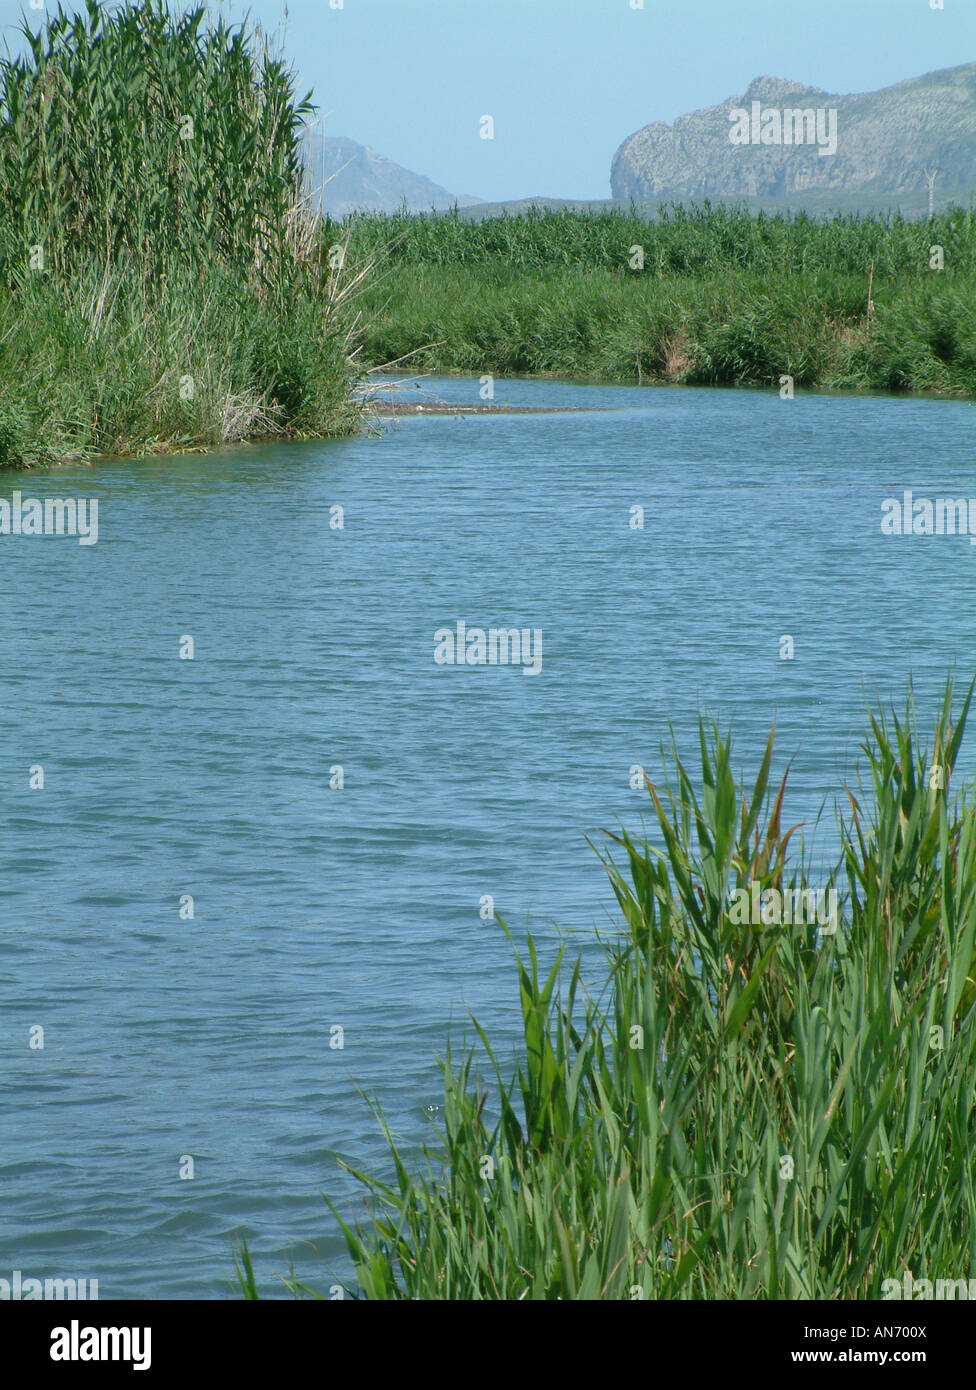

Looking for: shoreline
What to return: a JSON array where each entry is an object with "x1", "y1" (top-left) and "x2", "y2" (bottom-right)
[
  {"x1": 7, "y1": 374, "x2": 972, "y2": 470},
  {"x1": 368, "y1": 400, "x2": 608, "y2": 416}
]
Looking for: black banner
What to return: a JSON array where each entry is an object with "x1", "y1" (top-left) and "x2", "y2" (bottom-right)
[{"x1": 2, "y1": 1299, "x2": 970, "y2": 1375}]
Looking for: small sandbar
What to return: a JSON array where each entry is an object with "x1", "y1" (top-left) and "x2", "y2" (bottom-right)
[{"x1": 368, "y1": 401, "x2": 607, "y2": 416}]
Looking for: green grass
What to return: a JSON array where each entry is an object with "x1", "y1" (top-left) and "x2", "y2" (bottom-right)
[
  {"x1": 0, "y1": 252, "x2": 364, "y2": 464},
  {"x1": 244, "y1": 677, "x2": 976, "y2": 1299},
  {"x1": 0, "y1": 0, "x2": 366, "y2": 466},
  {"x1": 347, "y1": 204, "x2": 976, "y2": 395}
]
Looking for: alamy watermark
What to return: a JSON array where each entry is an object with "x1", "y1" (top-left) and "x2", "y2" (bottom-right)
[
  {"x1": 0, "y1": 1269, "x2": 98, "y2": 1299},
  {"x1": 50, "y1": 1320, "x2": 150, "y2": 1371},
  {"x1": 882, "y1": 491, "x2": 976, "y2": 542},
  {"x1": 434, "y1": 621, "x2": 543, "y2": 676},
  {"x1": 0, "y1": 491, "x2": 99, "y2": 544},
  {"x1": 729, "y1": 102, "x2": 838, "y2": 157},
  {"x1": 729, "y1": 884, "x2": 838, "y2": 934},
  {"x1": 882, "y1": 1270, "x2": 976, "y2": 1299}
]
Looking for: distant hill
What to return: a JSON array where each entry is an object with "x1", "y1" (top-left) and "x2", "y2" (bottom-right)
[
  {"x1": 457, "y1": 196, "x2": 616, "y2": 220},
  {"x1": 301, "y1": 133, "x2": 479, "y2": 217},
  {"x1": 611, "y1": 63, "x2": 976, "y2": 206},
  {"x1": 458, "y1": 190, "x2": 976, "y2": 221}
]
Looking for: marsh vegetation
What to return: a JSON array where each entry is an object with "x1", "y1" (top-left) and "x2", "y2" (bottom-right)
[
  {"x1": 349, "y1": 204, "x2": 976, "y2": 397},
  {"x1": 0, "y1": 0, "x2": 365, "y2": 467},
  {"x1": 242, "y1": 681, "x2": 976, "y2": 1299}
]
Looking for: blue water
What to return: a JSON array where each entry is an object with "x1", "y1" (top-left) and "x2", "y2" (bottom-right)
[{"x1": 2, "y1": 377, "x2": 975, "y2": 1297}]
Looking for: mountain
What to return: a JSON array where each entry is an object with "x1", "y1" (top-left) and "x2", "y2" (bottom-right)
[
  {"x1": 301, "y1": 133, "x2": 480, "y2": 217},
  {"x1": 457, "y1": 196, "x2": 616, "y2": 220},
  {"x1": 611, "y1": 64, "x2": 976, "y2": 206}
]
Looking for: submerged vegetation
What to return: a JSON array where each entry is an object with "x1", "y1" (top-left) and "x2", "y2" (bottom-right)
[
  {"x1": 0, "y1": 0, "x2": 364, "y2": 467},
  {"x1": 243, "y1": 679, "x2": 976, "y2": 1299},
  {"x1": 349, "y1": 204, "x2": 976, "y2": 396}
]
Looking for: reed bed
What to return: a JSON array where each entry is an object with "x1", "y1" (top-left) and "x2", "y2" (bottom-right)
[
  {"x1": 350, "y1": 202, "x2": 976, "y2": 279},
  {"x1": 243, "y1": 678, "x2": 976, "y2": 1298},
  {"x1": 348, "y1": 205, "x2": 976, "y2": 395},
  {"x1": 0, "y1": 0, "x2": 366, "y2": 466}
]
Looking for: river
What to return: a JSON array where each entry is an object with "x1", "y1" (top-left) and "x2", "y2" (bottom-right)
[{"x1": 2, "y1": 376, "x2": 974, "y2": 1296}]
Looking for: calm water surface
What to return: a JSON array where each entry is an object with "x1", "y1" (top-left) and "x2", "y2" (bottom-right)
[{"x1": 2, "y1": 377, "x2": 974, "y2": 1297}]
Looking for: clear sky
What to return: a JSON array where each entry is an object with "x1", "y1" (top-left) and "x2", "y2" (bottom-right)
[{"x1": 1, "y1": 0, "x2": 973, "y2": 201}]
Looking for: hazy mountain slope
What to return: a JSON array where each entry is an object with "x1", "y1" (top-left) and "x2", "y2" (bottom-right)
[
  {"x1": 611, "y1": 64, "x2": 976, "y2": 202},
  {"x1": 301, "y1": 133, "x2": 479, "y2": 216}
]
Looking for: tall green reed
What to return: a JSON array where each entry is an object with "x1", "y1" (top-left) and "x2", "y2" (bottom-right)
[
  {"x1": 0, "y1": 0, "x2": 315, "y2": 288},
  {"x1": 348, "y1": 203, "x2": 976, "y2": 282},
  {"x1": 0, "y1": 0, "x2": 370, "y2": 463}
]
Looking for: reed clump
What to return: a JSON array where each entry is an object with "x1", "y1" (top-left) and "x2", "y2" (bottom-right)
[
  {"x1": 0, "y1": 0, "x2": 367, "y2": 465},
  {"x1": 248, "y1": 678, "x2": 976, "y2": 1299},
  {"x1": 348, "y1": 204, "x2": 976, "y2": 395}
]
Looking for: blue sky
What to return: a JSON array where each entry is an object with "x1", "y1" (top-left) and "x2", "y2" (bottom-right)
[{"x1": 1, "y1": 0, "x2": 973, "y2": 201}]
